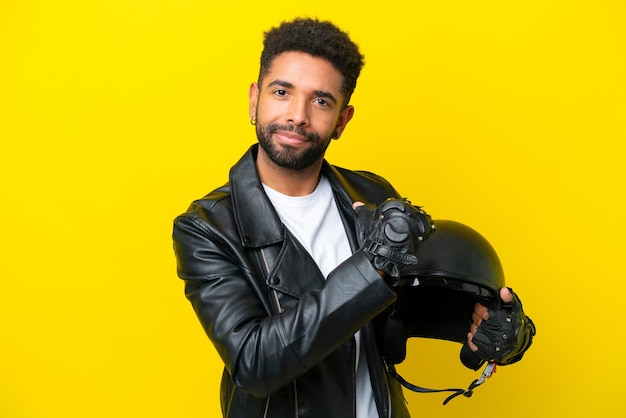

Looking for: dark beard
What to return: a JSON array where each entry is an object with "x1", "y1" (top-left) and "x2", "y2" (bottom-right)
[{"x1": 256, "y1": 123, "x2": 331, "y2": 171}]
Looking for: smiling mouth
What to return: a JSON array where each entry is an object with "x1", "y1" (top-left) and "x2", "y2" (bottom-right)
[{"x1": 274, "y1": 131, "x2": 308, "y2": 145}]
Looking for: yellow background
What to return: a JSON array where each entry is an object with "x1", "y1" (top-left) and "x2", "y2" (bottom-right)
[{"x1": 1, "y1": 1, "x2": 624, "y2": 417}]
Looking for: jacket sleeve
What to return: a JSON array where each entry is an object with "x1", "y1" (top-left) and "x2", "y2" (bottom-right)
[{"x1": 173, "y1": 212, "x2": 397, "y2": 398}]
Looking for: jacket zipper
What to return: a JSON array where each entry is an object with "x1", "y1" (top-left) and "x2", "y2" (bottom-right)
[
  {"x1": 272, "y1": 289, "x2": 283, "y2": 313},
  {"x1": 383, "y1": 358, "x2": 393, "y2": 418},
  {"x1": 387, "y1": 384, "x2": 392, "y2": 418},
  {"x1": 261, "y1": 249, "x2": 298, "y2": 417},
  {"x1": 263, "y1": 397, "x2": 270, "y2": 418}
]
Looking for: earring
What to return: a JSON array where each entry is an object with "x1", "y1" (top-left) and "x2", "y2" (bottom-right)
[
  {"x1": 332, "y1": 131, "x2": 339, "y2": 139},
  {"x1": 250, "y1": 118, "x2": 256, "y2": 126}
]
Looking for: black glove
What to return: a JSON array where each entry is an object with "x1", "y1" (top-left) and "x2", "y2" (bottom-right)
[
  {"x1": 355, "y1": 198, "x2": 435, "y2": 278},
  {"x1": 460, "y1": 289, "x2": 536, "y2": 370}
]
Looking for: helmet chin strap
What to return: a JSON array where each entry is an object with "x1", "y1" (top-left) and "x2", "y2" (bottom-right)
[{"x1": 386, "y1": 360, "x2": 496, "y2": 405}]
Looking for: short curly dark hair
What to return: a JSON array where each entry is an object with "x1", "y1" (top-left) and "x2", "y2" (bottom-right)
[{"x1": 259, "y1": 18, "x2": 365, "y2": 107}]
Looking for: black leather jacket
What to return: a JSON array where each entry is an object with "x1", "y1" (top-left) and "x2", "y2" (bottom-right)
[{"x1": 173, "y1": 145, "x2": 411, "y2": 418}]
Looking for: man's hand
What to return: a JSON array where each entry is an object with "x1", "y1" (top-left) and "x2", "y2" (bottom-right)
[
  {"x1": 353, "y1": 198, "x2": 434, "y2": 278},
  {"x1": 461, "y1": 287, "x2": 536, "y2": 370},
  {"x1": 467, "y1": 288, "x2": 513, "y2": 352}
]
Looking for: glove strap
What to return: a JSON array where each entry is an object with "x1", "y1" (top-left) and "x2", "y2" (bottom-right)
[
  {"x1": 386, "y1": 361, "x2": 496, "y2": 405},
  {"x1": 363, "y1": 239, "x2": 418, "y2": 265}
]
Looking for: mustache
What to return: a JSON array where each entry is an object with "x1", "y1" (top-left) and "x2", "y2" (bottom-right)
[{"x1": 265, "y1": 124, "x2": 320, "y2": 142}]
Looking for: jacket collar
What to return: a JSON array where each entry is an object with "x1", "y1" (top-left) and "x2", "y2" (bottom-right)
[{"x1": 230, "y1": 144, "x2": 366, "y2": 249}]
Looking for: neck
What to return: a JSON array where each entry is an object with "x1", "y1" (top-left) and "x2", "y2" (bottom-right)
[{"x1": 256, "y1": 148, "x2": 323, "y2": 196}]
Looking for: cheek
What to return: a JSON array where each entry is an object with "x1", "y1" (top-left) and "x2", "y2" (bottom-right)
[
  {"x1": 318, "y1": 114, "x2": 341, "y2": 134},
  {"x1": 256, "y1": 100, "x2": 285, "y2": 123}
]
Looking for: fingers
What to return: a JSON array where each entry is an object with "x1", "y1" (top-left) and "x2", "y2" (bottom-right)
[
  {"x1": 467, "y1": 302, "x2": 489, "y2": 352},
  {"x1": 473, "y1": 302, "x2": 489, "y2": 321},
  {"x1": 352, "y1": 201, "x2": 365, "y2": 210},
  {"x1": 500, "y1": 287, "x2": 514, "y2": 303},
  {"x1": 469, "y1": 320, "x2": 479, "y2": 335},
  {"x1": 467, "y1": 333, "x2": 478, "y2": 352}
]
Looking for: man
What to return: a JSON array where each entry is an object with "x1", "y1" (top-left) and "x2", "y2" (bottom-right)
[{"x1": 173, "y1": 18, "x2": 533, "y2": 417}]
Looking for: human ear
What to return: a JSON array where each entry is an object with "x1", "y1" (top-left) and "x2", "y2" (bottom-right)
[
  {"x1": 249, "y1": 82, "x2": 259, "y2": 121},
  {"x1": 332, "y1": 105, "x2": 355, "y2": 139}
]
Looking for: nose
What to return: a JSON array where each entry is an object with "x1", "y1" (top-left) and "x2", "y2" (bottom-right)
[{"x1": 286, "y1": 97, "x2": 309, "y2": 126}]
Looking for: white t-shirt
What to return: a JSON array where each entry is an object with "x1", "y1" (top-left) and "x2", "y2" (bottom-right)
[{"x1": 263, "y1": 176, "x2": 378, "y2": 418}]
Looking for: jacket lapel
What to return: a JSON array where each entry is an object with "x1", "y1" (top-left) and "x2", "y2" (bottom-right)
[{"x1": 230, "y1": 145, "x2": 284, "y2": 248}]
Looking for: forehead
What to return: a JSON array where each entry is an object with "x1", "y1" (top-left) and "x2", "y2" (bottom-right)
[{"x1": 262, "y1": 51, "x2": 345, "y2": 95}]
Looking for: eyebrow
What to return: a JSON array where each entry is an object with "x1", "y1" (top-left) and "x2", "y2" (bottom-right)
[{"x1": 267, "y1": 79, "x2": 338, "y2": 104}]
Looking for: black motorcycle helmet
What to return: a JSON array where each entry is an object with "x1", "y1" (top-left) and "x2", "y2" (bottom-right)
[{"x1": 379, "y1": 219, "x2": 506, "y2": 364}]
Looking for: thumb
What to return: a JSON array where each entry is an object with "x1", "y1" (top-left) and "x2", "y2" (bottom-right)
[
  {"x1": 500, "y1": 287, "x2": 514, "y2": 303},
  {"x1": 353, "y1": 201, "x2": 373, "y2": 219}
]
